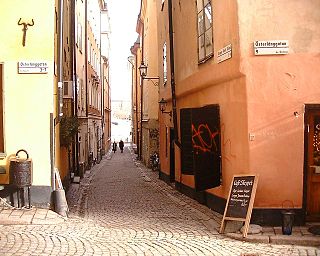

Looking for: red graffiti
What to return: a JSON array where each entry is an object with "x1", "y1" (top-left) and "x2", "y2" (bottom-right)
[{"x1": 192, "y1": 123, "x2": 219, "y2": 153}]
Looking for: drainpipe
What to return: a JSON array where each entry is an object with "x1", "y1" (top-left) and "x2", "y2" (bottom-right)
[
  {"x1": 53, "y1": 0, "x2": 65, "y2": 191},
  {"x1": 127, "y1": 56, "x2": 135, "y2": 143},
  {"x1": 99, "y1": 8, "x2": 103, "y2": 158},
  {"x1": 168, "y1": 0, "x2": 180, "y2": 148},
  {"x1": 134, "y1": 55, "x2": 139, "y2": 155},
  {"x1": 73, "y1": 0, "x2": 79, "y2": 176},
  {"x1": 85, "y1": 0, "x2": 89, "y2": 164},
  {"x1": 140, "y1": 27, "x2": 144, "y2": 161}
]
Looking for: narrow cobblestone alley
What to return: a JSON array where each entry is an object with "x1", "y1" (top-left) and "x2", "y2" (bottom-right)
[
  {"x1": 67, "y1": 144, "x2": 320, "y2": 256},
  {"x1": 0, "y1": 144, "x2": 319, "y2": 255}
]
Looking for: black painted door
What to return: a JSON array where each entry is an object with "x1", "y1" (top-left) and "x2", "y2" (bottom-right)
[
  {"x1": 180, "y1": 105, "x2": 221, "y2": 191},
  {"x1": 192, "y1": 105, "x2": 221, "y2": 191}
]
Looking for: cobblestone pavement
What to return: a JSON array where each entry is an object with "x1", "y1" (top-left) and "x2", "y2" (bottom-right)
[{"x1": 0, "y1": 145, "x2": 319, "y2": 255}]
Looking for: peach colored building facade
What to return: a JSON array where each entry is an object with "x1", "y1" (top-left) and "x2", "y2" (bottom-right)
[
  {"x1": 155, "y1": 0, "x2": 320, "y2": 225},
  {"x1": 134, "y1": 0, "x2": 160, "y2": 165}
]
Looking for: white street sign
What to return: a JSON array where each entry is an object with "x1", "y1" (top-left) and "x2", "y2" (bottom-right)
[
  {"x1": 217, "y1": 44, "x2": 232, "y2": 63},
  {"x1": 254, "y1": 40, "x2": 289, "y2": 55},
  {"x1": 18, "y1": 61, "x2": 49, "y2": 74}
]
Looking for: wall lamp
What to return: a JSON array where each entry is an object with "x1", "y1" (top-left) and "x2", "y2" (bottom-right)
[
  {"x1": 139, "y1": 61, "x2": 160, "y2": 87},
  {"x1": 158, "y1": 98, "x2": 172, "y2": 117}
]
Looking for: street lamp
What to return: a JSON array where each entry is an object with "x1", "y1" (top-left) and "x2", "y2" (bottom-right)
[
  {"x1": 138, "y1": 61, "x2": 160, "y2": 86},
  {"x1": 158, "y1": 98, "x2": 172, "y2": 117}
]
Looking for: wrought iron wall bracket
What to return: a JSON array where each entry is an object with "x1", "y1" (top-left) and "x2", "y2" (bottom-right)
[
  {"x1": 144, "y1": 77, "x2": 160, "y2": 87},
  {"x1": 18, "y1": 18, "x2": 34, "y2": 47}
]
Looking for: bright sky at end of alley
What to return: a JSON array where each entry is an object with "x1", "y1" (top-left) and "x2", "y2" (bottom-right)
[{"x1": 108, "y1": 0, "x2": 140, "y2": 101}]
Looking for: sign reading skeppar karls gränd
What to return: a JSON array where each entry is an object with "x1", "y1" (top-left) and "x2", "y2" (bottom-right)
[{"x1": 18, "y1": 61, "x2": 48, "y2": 74}]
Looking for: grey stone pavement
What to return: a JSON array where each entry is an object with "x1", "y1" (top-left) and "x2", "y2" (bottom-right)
[{"x1": 0, "y1": 143, "x2": 319, "y2": 255}]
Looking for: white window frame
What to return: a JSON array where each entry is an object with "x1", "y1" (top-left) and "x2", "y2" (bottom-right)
[
  {"x1": 163, "y1": 42, "x2": 167, "y2": 85},
  {"x1": 196, "y1": 0, "x2": 213, "y2": 63}
]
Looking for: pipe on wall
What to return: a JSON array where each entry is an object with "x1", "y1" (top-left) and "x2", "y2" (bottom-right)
[{"x1": 168, "y1": 0, "x2": 180, "y2": 148}]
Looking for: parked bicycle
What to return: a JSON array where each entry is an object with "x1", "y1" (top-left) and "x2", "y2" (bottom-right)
[{"x1": 149, "y1": 152, "x2": 160, "y2": 171}]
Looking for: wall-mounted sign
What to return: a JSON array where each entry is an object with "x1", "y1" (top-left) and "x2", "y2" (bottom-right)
[
  {"x1": 217, "y1": 44, "x2": 232, "y2": 63},
  {"x1": 18, "y1": 61, "x2": 48, "y2": 74},
  {"x1": 254, "y1": 40, "x2": 289, "y2": 55}
]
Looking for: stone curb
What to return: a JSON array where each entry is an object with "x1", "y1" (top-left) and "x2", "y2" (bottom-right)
[
  {"x1": 225, "y1": 233, "x2": 270, "y2": 244},
  {"x1": 270, "y1": 235, "x2": 320, "y2": 246}
]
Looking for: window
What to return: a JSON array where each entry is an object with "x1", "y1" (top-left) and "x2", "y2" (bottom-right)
[
  {"x1": 77, "y1": 23, "x2": 83, "y2": 52},
  {"x1": 197, "y1": 0, "x2": 213, "y2": 62},
  {"x1": 0, "y1": 65, "x2": 3, "y2": 153},
  {"x1": 163, "y1": 42, "x2": 167, "y2": 84},
  {"x1": 161, "y1": 0, "x2": 165, "y2": 11}
]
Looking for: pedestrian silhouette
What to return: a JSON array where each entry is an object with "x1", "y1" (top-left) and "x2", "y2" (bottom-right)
[
  {"x1": 112, "y1": 141, "x2": 117, "y2": 153},
  {"x1": 119, "y1": 139, "x2": 124, "y2": 153}
]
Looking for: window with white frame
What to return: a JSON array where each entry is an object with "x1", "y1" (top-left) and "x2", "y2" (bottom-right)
[
  {"x1": 163, "y1": 42, "x2": 167, "y2": 84},
  {"x1": 197, "y1": 0, "x2": 213, "y2": 62}
]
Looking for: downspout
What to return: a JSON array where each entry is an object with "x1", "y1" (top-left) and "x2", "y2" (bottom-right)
[
  {"x1": 85, "y1": 0, "x2": 89, "y2": 163},
  {"x1": 127, "y1": 56, "x2": 135, "y2": 143},
  {"x1": 140, "y1": 27, "x2": 144, "y2": 161},
  {"x1": 135, "y1": 55, "x2": 139, "y2": 152},
  {"x1": 53, "y1": 0, "x2": 65, "y2": 191},
  {"x1": 100, "y1": 8, "x2": 104, "y2": 156},
  {"x1": 168, "y1": 0, "x2": 180, "y2": 148},
  {"x1": 72, "y1": 0, "x2": 79, "y2": 176}
]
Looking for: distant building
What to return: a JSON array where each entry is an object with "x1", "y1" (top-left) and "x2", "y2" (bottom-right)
[
  {"x1": 131, "y1": 0, "x2": 160, "y2": 166},
  {"x1": 112, "y1": 100, "x2": 132, "y2": 120}
]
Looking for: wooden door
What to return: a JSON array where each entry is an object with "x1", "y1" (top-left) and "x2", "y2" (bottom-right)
[
  {"x1": 192, "y1": 105, "x2": 221, "y2": 191},
  {"x1": 306, "y1": 110, "x2": 320, "y2": 220}
]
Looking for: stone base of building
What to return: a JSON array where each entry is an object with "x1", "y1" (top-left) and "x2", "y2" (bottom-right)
[
  {"x1": 0, "y1": 184, "x2": 52, "y2": 208},
  {"x1": 159, "y1": 171, "x2": 305, "y2": 226}
]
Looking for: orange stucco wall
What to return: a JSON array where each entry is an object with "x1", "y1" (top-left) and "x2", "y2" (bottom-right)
[
  {"x1": 239, "y1": 0, "x2": 320, "y2": 208},
  {"x1": 159, "y1": 0, "x2": 320, "y2": 209}
]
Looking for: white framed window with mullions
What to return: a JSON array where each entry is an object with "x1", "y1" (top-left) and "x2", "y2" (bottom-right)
[
  {"x1": 197, "y1": 0, "x2": 213, "y2": 63},
  {"x1": 163, "y1": 42, "x2": 167, "y2": 85}
]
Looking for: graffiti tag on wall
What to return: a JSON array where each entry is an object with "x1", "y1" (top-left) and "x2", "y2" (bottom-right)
[{"x1": 192, "y1": 123, "x2": 219, "y2": 153}]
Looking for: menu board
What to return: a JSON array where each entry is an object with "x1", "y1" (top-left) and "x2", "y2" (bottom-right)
[
  {"x1": 220, "y1": 175, "x2": 258, "y2": 238},
  {"x1": 225, "y1": 176, "x2": 255, "y2": 219}
]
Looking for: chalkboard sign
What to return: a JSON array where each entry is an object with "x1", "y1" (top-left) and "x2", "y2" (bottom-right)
[{"x1": 220, "y1": 174, "x2": 259, "y2": 238}]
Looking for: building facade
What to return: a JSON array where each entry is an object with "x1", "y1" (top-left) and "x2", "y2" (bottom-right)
[
  {"x1": 101, "y1": 5, "x2": 112, "y2": 155},
  {"x1": 0, "y1": 0, "x2": 111, "y2": 208},
  {"x1": 134, "y1": 0, "x2": 160, "y2": 166},
  {"x1": 137, "y1": 0, "x2": 320, "y2": 225},
  {"x1": 0, "y1": 0, "x2": 60, "y2": 206}
]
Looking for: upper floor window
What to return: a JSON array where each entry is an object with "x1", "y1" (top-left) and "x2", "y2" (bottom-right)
[
  {"x1": 197, "y1": 0, "x2": 213, "y2": 62},
  {"x1": 163, "y1": 42, "x2": 167, "y2": 85}
]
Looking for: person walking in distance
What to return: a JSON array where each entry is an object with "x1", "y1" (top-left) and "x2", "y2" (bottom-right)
[
  {"x1": 112, "y1": 140, "x2": 117, "y2": 153},
  {"x1": 119, "y1": 139, "x2": 124, "y2": 153}
]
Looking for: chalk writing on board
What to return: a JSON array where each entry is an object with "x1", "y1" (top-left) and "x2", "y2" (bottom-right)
[{"x1": 226, "y1": 176, "x2": 255, "y2": 219}]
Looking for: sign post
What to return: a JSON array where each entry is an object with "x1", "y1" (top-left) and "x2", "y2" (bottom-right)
[{"x1": 219, "y1": 174, "x2": 259, "y2": 238}]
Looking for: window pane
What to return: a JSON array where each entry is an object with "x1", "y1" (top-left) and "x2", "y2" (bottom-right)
[
  {"x1": 197, "y1": 0, "x2": 203, "y2": 13},
  {"x1": 205, "y1": 29, "x2": 213, "y2": 56},
  {"x1": 204, "y1": 4, "x2": 212, "y2": 29},
  {"x1": 198, "y1": 11, "x2": 204, "y2": 35},
  {"x1": 163, "y1": 43, "x2": 167, "y2": 83},
  {"x1": 204, "y1": 0, "x2": 210, "y2": 6},
  {"x1": 198, "y1": 35, "x2": 205, "y2": 60}
]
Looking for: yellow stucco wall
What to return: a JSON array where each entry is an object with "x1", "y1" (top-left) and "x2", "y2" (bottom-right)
[{"x1": 0, "y1": 1, "x2": 55, "y2": 186}]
